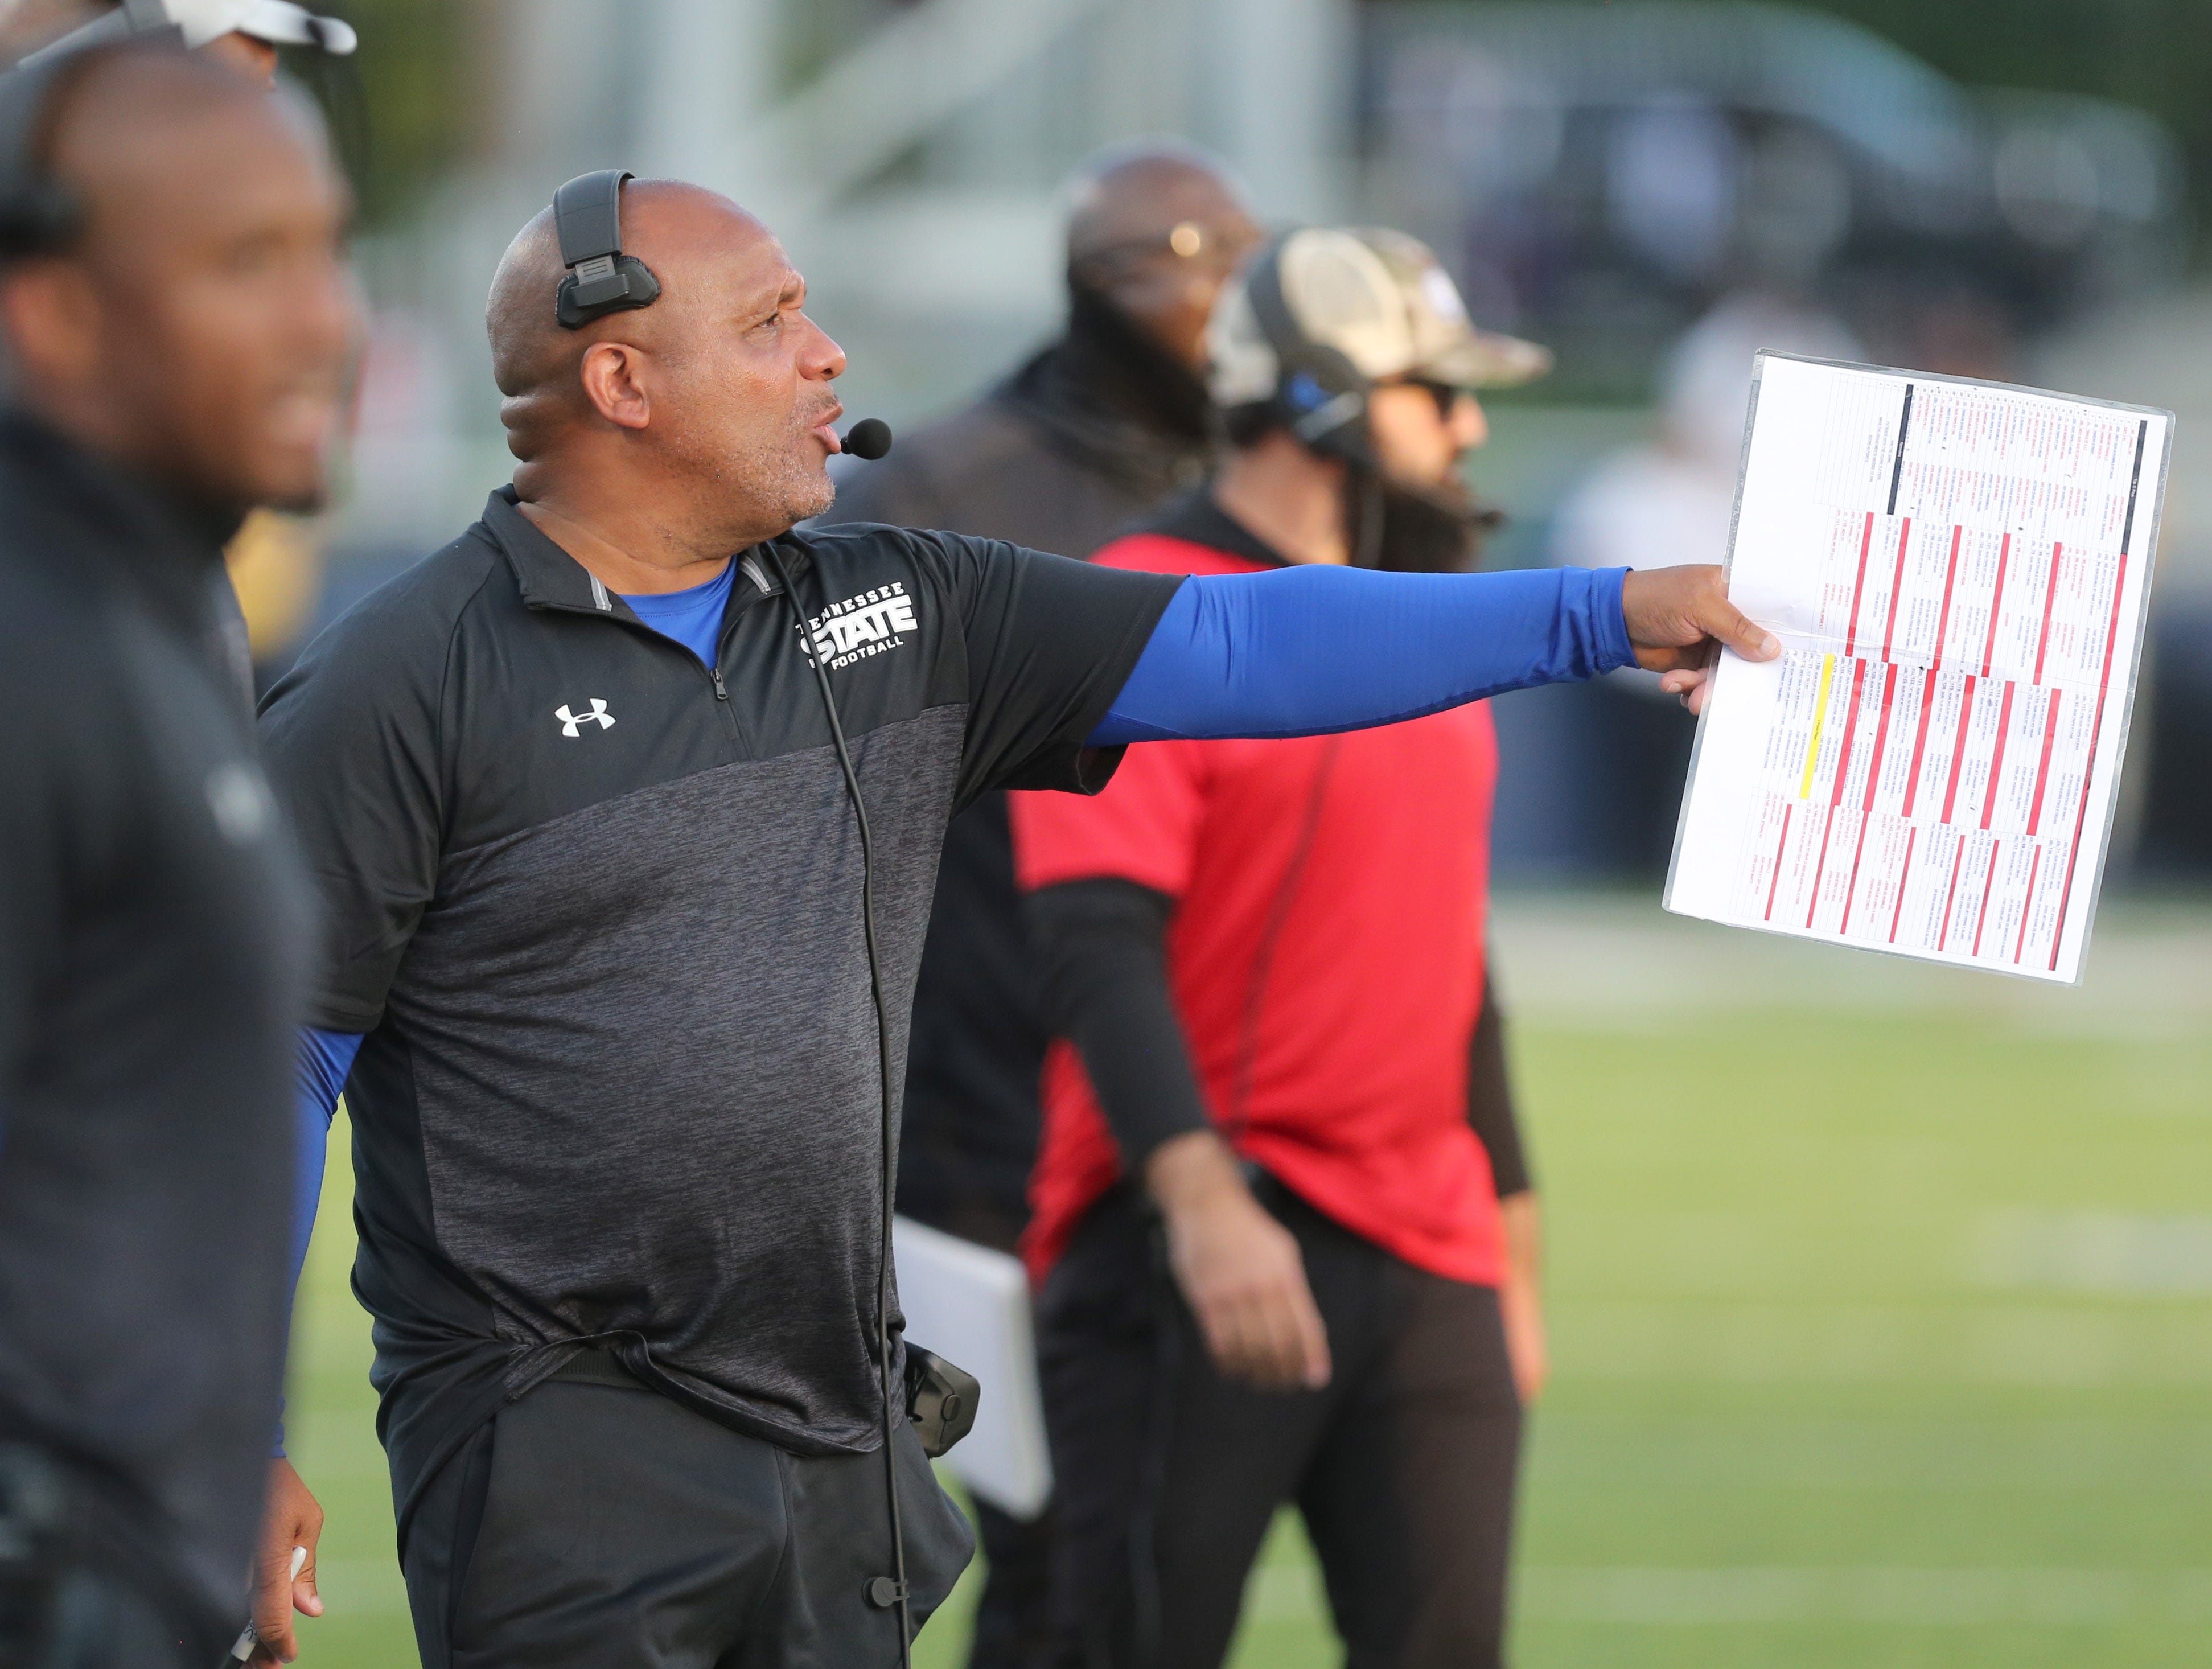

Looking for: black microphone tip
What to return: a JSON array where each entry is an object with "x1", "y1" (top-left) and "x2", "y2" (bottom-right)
[{"x1": 841, "y1": 418, "x2": 893, "y2": 461}]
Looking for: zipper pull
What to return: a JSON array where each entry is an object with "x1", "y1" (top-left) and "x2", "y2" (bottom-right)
[{"x1": 711, "y1": 669, "x2": 729, "y2": 701}]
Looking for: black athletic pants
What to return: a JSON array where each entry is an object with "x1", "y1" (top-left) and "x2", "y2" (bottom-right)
[
  {"x1": 966, "y1": 1495, "x2": 1056, "y2": 1669},
  {"x1": 1038, "y1": 1182, "x2": 1523, "y2": 1669},
  {"x1": 398, "y1": 1363, "x2": 975, "y2": 1668}
]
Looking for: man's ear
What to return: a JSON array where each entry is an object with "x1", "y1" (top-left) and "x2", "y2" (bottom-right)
[
  {"x1": 0, "y1": 261, "x2": 105, "y2": 394},
  {"x1": 577, "y1": 340, "x2": 652, "y2": 431}
]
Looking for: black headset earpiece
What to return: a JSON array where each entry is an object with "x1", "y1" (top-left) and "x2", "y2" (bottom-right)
[
  {"x1": 0, "y1": 47, "x2": 103, "y2": 262},
  {"x1": 553, "y1": 168, "x2": 661, "y2": 330},
  {"x1": 1243, "y1": 235, "x2": 1374, "y2": 467}
]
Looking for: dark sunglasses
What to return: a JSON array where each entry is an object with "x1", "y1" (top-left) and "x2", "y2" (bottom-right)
[{"x1": 1392, "y1": 378, "x2": 1466, "y2": 420}]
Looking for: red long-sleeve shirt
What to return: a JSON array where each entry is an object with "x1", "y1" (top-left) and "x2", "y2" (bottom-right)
[{"x1": 1012, "y1": 511, "x2": 1507, "y2": 1287}]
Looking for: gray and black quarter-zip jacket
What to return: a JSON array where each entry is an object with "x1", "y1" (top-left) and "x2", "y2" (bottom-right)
[
  {"x1": 256, "y1": 488, "x2": 1179, "y2": 1531},
  {"x1": 0, "y1": 414, "x2": 312, "y2": 1645}
]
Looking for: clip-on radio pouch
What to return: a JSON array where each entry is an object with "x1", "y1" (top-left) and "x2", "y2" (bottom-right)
[{"x1": 553, "y1": 168, "x2": 661, "y2": 330}]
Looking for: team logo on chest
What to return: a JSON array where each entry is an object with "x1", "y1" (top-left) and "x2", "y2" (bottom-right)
[
  {"x1": 556, "y1": 698, "x2": 616, "y2": 737},
  {"x1": 800, "y1": 582, "x2": 918, "y2": 671}
]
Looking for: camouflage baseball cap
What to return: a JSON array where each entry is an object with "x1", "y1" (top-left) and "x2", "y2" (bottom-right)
[{"x1": 1208, "y1": 224, "x2": 1549, "y2": 409}]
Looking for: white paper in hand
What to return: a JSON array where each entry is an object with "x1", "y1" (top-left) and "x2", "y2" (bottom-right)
[
  {"x1": 893, "y1": 1216, "x2": 1053, "y2": 1519},
  {"x1": 1667, "y1": 353, "x2": 2170, "y2": 983}
]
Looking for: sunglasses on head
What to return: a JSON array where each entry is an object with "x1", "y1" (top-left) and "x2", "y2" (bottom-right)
[{"x1": 1078, "y1": 220, "x2": 1264, "y2": 273}]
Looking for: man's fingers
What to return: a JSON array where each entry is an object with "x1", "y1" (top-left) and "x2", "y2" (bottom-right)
[
  {"x1": 294, "y1": 1541, "x2": 323, "y2": 1620},
  {"x1": 1697, "y1": 586, "x2": 1779, "y2": 662},
  {"x1": 1197, "y1": 1292, "x2": 1258, "y2": 1383},
  {"x1": 1252, "y1": 1287, "x2": 1311, "y2": 1390},
  {"x1": 1661, "y1": 666, "x2": 1713, "y2": 713},
  {"x1": 1621, "y1": 565, "x2": 1779, "y2": 671},
  {"x1": 1195, "y1": 1280, "x2": 1318, "y2": 1390},
  {"x1": 1285, "y1": 1276, "x2": 1331, "y2": 1390}
]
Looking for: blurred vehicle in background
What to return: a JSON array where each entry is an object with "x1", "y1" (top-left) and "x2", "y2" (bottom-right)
[
  {"x1": 1362, "y1": 1, "x2": 2198, "y2": 881},
  {"x1": 1366, "y1": 1, "x2": 2184, "y2": 396}
]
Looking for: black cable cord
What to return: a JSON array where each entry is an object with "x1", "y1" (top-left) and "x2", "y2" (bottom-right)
[
  {"x1": 762, "y1": 546, "x2": 913, "y2": 1667},
  {"x1": 1124, "y1": 1213, "x2": 1183, "y2": 1668}
]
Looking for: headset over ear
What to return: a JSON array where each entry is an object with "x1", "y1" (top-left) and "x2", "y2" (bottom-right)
[
  {"x1": 553, "y1": 168, "x2": 661, "y2": 330},
  {"x1": 0, "y1": 45, "x2": 117, "y2": 261},
  {"x1": 1240, "y1": 234, "x2": 1375, "y2": 467}
]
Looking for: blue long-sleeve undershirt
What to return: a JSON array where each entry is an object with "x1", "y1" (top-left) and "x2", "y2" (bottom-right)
[
  {"x1": 1089, "y1": 564, "x2": 1635, "y2": 746},
  {"x1": 293, "y1": 1029, "x2": 359, "y2": 1272},
  {"x1": 277, "y1": 1027, "x2": 359, "y2": 1456}
]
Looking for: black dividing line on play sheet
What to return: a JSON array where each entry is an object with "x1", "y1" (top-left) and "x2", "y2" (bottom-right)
[
  {"x1": 1885, "y1": 384, "x2": 1914, "y2": 515},
  {"x1": 2120, "y1": 418, "x2": 2147, "y2": 554}
]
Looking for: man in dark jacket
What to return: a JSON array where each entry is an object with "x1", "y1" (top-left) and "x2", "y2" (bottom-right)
[
  {"x1": 0, "y1": 42, "x2": 355, "y2": 1668},
  {"x1": 819, "y1": 143, "x2": 1258, "y2": 1668}
]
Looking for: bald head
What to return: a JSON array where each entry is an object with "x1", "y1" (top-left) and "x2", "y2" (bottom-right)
[
  {"x1": 484, "y1": 178, "x2": 848, "y2": 556},
  {"x1": 490, "y1": 180, "x2": 772, "y2": 458},
  {"x1": 1062, "y1": 143, "x2": 1259, "y2": 372},
  {"x1": 0, "y1": 44, "x2": 356, "y2": 512},
  {"x1": 1067, "y1": 144, "x2": 1249, "y2": 267}
]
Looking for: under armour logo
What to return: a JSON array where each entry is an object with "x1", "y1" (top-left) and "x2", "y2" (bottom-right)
[{"x1": 556, "y1": 699, "x2": 615, "y2": 737}]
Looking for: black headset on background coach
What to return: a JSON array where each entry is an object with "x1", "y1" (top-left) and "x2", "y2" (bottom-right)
[
  {"x1": 1234, "y1": 231, "x2": 1379, "y2": 468},
  {"x1": 0, "y1": 39, "x2": 116, "y2": 260},
  {"x1": 549, "y1": 168, "x2": 891, "y2": 461}
]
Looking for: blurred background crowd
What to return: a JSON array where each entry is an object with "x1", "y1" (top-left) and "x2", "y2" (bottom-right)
[
  {"x1": 6, "y1": 0, "x2": 2207, "y2": 885},
  {"x1": 5, "y1": 3, "x2": 2201, "y2": 1666}
]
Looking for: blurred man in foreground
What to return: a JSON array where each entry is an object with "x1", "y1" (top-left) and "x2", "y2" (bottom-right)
[
  {"x1": 1013, "y1": 227, "x2": 1552, "y2": 1669},
  {"x1": 15, "y1": 0, "x2": 357, "y2": 83},
  {"x1": 0, "y1": 41, "x2": 355, "y2": 1668},
  {"x1": 820, "y1": 142, "x2": 1257, "y2": 1669}
]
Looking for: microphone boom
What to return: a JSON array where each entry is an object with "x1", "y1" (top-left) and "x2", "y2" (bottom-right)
[{"x1": 841, "y1": 418, "x2": 893, "y2": 461}]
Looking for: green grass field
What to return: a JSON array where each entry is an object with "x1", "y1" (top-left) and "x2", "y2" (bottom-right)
[{"x1": 280, "y1": 897, "x2": 2212, "y2": 1667}]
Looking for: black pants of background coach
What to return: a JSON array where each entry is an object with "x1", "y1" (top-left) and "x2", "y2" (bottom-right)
[{"x1": 1037, "y1": 1178, "x2": 1523, "y2": 1669}]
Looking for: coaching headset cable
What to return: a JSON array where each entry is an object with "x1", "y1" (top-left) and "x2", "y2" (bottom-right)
[{"x1": 760, "y1": 544, "x2": 914, "y2": 1667}]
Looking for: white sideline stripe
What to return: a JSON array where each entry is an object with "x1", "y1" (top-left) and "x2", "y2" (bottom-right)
[
  {"x1": 1245, "y1": 1563, "x2": 2212, "y2": 1626},
  {"x1": 1487, "y1": 895, "x2": 2212, "y2": 1032},
  {"x1": 1973, "y1": 1208, "x2": 2212, "y2": 1295}
]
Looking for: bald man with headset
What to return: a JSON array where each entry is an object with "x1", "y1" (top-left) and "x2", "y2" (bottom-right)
[{"x1": 260, "y1": 170, "x2": 1775, "y2": 1668}]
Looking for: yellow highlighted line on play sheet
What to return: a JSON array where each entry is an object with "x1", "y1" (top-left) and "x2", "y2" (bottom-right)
[{"x1": 1799, "y1": 652, "x2": 1836, "y2": 799}]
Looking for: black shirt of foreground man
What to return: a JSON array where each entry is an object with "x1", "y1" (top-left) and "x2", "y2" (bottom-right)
[
  {"x1": 0, "y1": 39, "x2": 355, "y2": 1663},
  {"x1": 258, "y1": 491, "x2": 1177, "y2": 1534},
  {"x1": 0, "y1": 413, "x2": 313, "y2": 1649}
]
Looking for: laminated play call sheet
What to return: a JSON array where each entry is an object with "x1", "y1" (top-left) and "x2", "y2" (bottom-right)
[{"x1": 1666, "y1": 353, "x2": 2170, "y2": 983}]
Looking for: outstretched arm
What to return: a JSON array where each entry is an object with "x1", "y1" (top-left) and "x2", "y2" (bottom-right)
[{"x1": 1089, "y1": 562, "x2": 1774, "y2": 746}]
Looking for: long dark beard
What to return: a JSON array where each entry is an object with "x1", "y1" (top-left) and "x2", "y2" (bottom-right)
[{"x1": 1347, "y1": 470, "x2": 1504, "y2": 573}]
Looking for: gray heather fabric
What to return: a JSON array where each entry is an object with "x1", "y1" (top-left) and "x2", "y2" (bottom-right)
[
  {"x1": 258, "y1": 499, "x2": 1181, "y2": 1534},
  {"x1": 406, "y1": 710, "x2": 962, "y2": 1441}
]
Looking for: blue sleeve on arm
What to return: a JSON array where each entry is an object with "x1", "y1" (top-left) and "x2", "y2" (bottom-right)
[
  {"x1": 276, "y1": 1027, "x2": 360, "y2": 1458},
  {"x1": 1089, "y1": 565, "x2": 1637, "y2": 746},
  {"x1": 292, "y1": 1028, "x2": 359, "y2": 1278}
]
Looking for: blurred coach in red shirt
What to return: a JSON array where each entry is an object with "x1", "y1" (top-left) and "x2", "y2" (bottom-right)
[{"x1": 1012, "y1": 227, "x2": 1552, "y2": 1669}]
